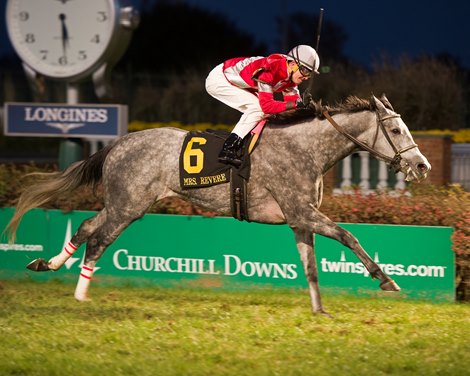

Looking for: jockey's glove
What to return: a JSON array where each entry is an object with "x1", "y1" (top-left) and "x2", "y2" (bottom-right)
[
  {"x1": 302, "y1": 90, "x2": 313, "y2": 105},
  {"x1": 296, "y1": 98, "x2": 308, "y2": 109}
]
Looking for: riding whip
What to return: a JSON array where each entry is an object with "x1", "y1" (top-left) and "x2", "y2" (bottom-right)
[{"x1": 306, "y1": 8, "x2": 324, "y2": 94}]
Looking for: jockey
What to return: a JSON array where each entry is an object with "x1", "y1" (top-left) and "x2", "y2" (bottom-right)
[{"x1": 205, "y1": 44, "x2": 320, "y2": 167}]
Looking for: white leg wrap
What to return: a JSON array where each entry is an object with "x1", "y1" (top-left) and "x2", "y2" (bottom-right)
[
  {"x1": 74, "y1": 265, "x2": 94, "y2": 301},
  {"x1": 48, "y1": 241, "x2": 77, "y2": 270}
]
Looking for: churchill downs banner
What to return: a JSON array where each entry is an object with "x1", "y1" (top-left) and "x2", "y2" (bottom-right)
[{"x1": 0, "y1": 208, "x2": 454, "y2": 302}]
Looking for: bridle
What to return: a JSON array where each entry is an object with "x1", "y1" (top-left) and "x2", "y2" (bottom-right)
[{"x1": 323, "y1": 110, "x2": 418, "y2": 173}]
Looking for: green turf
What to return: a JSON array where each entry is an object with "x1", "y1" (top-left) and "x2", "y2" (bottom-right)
[{"x1": 0, "y1": 280, "x2": 468, "y2": 376}]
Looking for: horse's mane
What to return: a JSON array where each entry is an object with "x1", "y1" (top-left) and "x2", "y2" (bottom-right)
[{"x1": 268, "y1": 95, "x2": 376, "y2": 125}]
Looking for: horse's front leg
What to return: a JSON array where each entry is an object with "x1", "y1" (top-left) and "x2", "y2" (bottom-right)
[
  {"x1": 305, "y1": 208, "x2": 400, "y2": 292},
  {"x1": 294, "y1": 230, "x2": 332, "y2": 317}
]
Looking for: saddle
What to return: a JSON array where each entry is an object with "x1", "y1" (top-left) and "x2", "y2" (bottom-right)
[{"x1": 179, "y1": 123, "x2": 266, "y2": 221}]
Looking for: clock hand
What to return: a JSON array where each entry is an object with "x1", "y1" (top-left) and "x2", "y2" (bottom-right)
[{"x1": 59, "y1": 13, "x2": 69, "y2": 57}]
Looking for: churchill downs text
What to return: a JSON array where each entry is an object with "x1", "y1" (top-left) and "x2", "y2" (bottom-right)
[{"x1": 113, "y1": 249, "x2": 298, "y2": 279}]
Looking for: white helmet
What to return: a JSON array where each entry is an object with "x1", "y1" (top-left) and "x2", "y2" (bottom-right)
[{"x1": 287, "y1": 45, "x2": 320, "y2": 74}]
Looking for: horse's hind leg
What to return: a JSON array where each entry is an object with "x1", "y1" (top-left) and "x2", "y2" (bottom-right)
[
  {"x1": 26, "y1": 210, "x2": 107, "y2": 272},
  {"x1": 74, "y1": 215, "x2": 140, "y2": 301}
]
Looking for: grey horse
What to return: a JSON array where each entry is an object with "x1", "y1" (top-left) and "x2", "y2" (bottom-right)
[{"x1": 5, "y1": 94, "x2": 430, "y2": 316}]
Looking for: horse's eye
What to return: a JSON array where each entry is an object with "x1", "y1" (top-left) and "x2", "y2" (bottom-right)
[{"x1": 391, "y1": 128, "x2": 401, "y2": 135}]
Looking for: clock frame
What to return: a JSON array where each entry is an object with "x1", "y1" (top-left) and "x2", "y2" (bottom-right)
[{"x1": 6, "y1": 0, "x2": 139, "y2": 82}]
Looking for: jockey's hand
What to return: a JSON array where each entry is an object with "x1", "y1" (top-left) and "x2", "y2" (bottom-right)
[
  {"x1": 302, "y1": 90, "x2": 313, "y2": 106},
  {"x1": 296, "y1": 98, "x2": 308, "y2": 109}
]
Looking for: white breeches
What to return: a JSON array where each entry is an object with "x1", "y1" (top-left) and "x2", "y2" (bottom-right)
[{"x1": 205, "y1": 63, "x2": 264, "y2": 138}]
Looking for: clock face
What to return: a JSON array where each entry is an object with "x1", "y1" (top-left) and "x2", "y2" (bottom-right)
[{"x1": 6, "y1": 0, "x2": 117, "y2": 80}]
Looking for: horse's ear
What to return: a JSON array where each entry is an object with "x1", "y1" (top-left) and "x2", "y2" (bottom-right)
[
  {"x1": 371, "y1": 95, "x2": 388, "y2": 116},
  {"x1": 379, "y1": 93, "x2": 395, "y2": 111}
]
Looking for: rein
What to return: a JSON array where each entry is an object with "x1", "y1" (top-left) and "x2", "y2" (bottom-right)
[{"x1": 323, "y1": 110, "x2": 418, "y2": 172}]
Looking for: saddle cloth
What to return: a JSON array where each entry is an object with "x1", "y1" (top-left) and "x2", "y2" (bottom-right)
[{"x1": 179, "y1": 129, "x2": 250, "y2": 190}]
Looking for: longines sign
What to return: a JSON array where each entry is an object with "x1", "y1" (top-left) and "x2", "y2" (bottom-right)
[{"x1": 4, "y1": 102, "x2": 127, "y2": 139}]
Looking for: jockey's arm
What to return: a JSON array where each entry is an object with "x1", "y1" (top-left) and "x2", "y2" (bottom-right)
[{"x1": 257, "y1": 82, "x2": 300, "y2": 114}]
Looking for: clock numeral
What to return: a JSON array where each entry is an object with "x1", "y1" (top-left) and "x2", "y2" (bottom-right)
[
  {"x1": 25, "y1": 34, "x2": 35, "y2": 43},
  {"x1": 78, "y1": 50, "x2": 87, "y2": 60},
  {"x1": 97, "y1": 11, "x2": 107, "y2": 22},
  {"x1": 91, "y1": 34, "x2": 100, "y2": 43},
  {"x1": 58, "y1": 56, "x2": 68, "y2": 65},
  {"x1": 40, "y1": 50, "x2": 48, "y2": 60},
  {"x1": 19, "y1": 11, "x2": 29, "y2": 21}
]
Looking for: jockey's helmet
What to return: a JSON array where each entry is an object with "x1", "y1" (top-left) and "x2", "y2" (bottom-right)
[{"x1": 287, "y1": 45, "x2": 320, "y2": 74}]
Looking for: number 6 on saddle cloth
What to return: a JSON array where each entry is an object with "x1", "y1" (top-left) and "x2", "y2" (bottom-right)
[{"x1": 178, "y1": 120, "x2": 267, "y2": 221}]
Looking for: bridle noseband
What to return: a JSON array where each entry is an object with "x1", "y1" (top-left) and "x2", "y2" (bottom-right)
[{"x1": 323, "y1": 110, "x2": 418, "y2": 172}]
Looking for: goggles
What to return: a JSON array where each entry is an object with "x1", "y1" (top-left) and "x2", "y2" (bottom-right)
[{"x1": 298, "y1": 64, "x2": 313, "y2": 77}]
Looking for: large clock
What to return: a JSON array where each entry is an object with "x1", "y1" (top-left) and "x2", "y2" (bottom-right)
[{"x1": 6, "y1": 0, "x2": 139, "y2": 82}]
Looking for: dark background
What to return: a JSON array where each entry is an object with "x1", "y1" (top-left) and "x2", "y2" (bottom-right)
[
  {"x1": 2, "y1": 0, "x2": 470, "y2": 68},
  {"x1": 1, "y1": 0, "x2": 469, "y2": 134}
]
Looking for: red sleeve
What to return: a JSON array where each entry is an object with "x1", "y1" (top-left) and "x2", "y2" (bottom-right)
[
  {"x1": 283, "y1": 86, "x2": 300, "y2": 103},
  {"x1": 283, "y1": 94, "x2": 300, "y2": 102},
  {"x1": 254, "y1": 57, "x2": 300, "y2": 113},
  {"x1": 259, "y1": 92, "x2": 292, "y2": 113},
  {"x1": 257, "y1": 81, "x2": 298, "y2": 114}
]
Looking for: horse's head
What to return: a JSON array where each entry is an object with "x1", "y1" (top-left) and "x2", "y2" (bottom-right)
[{"x1": 369, "y1": 94, "x2": 431, "y2": 182}]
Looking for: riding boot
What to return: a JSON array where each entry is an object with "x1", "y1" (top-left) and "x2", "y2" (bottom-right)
[{"x1": 218, "y1": 133, "x2": 244, "y2": 167}]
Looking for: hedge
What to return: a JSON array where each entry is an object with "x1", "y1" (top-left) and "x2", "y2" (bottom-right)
[{"x1": 0, "y1": 163, "x2": 468, "y2": 302}]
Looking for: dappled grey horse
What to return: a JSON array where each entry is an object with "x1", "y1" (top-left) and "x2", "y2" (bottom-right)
[{"x1": 5, "y1": 94, "x2": 430, "y2": 315}]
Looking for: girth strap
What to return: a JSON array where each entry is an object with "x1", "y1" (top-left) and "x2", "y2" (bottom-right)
[{"x1": 230, "y1": 168, "x2": 249, "y2": 221}]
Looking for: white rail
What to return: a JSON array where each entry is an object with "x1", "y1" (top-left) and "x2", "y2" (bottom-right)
[{"x1": 334, "y1": 152, "x2": 406, "y2": 194}]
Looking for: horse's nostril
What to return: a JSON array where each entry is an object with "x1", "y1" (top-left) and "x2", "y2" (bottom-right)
[{"x1": 418, "y1": 163, "x2": 429, "y2": 172}]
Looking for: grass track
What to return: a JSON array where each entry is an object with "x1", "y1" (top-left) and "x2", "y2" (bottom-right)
[{"x1": 0, "y1": 280, "x2": 468, "y2": 376}]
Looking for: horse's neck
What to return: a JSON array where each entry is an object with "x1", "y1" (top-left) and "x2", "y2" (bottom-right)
[
  {"x1": 316, "y1": 111, "x2": 375, "y2": 171},
  {"x1": 267, "y1": 111, "x2": 374, "y2": 174}
]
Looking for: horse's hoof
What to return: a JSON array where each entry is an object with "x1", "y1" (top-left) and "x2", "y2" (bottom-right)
[
  {"x1": 26, "y1": 258, "x2": 50, "y2": 272},
  {"x1": 319, "y1": 310, "x2": 334, "y2": 319},
  {"x1": 74, "y1": 294, "x2": 91, "y2": 302},
  {"x1": 380, "y1": 279, "x2": 401, "y2": 292},
  {"x1": 313, "y1": 309, "x2": 333, "y2": 319}
]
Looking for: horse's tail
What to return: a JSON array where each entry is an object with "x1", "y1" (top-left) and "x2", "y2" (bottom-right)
[{"x1": 4, "y1": 143, "x2": 115, "y2": 243}]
